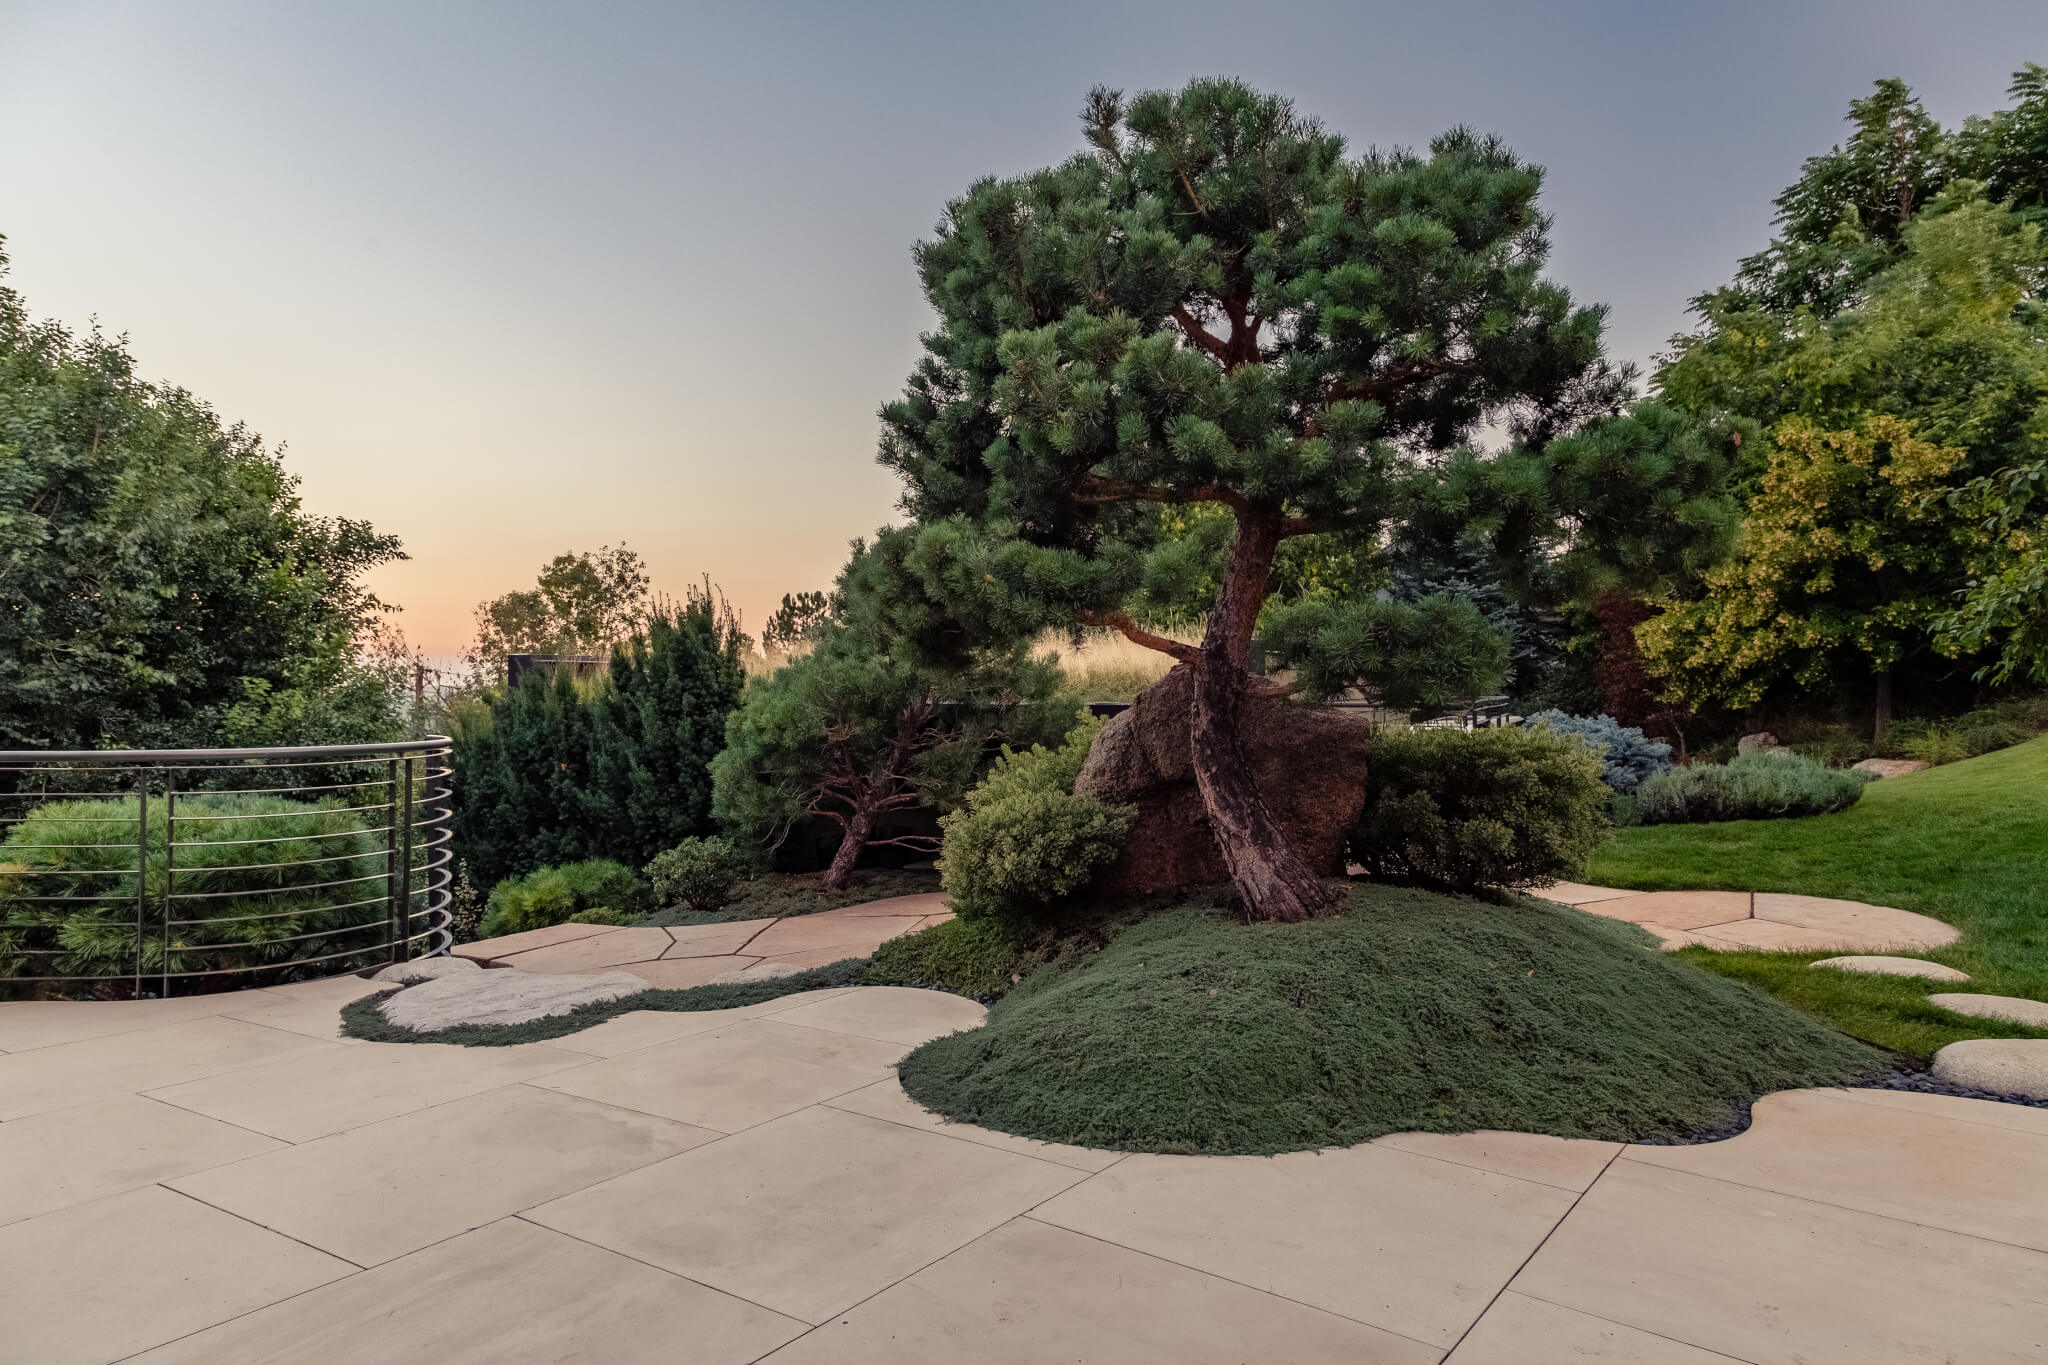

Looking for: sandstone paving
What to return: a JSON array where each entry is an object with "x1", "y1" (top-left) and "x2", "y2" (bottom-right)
[
  {"x1": 1580, "y1": 890, "x2": 1752, "y2": 931},
  {"x1": 1444, "y1": 1292, "x2": 1742, "y2": 1363},
  {"x1": 1509, "y1": 1158, "x2": 2048, "y2": 1364},
  {"x1": 144, "y1": 1037, "x2": 594, "y2": 1142},
  {"x1": 538, "y1": 996, "x2": 850, "y2": 1058},
  {"x1": 450, "y1": 918, "x2": 618, "y2": 961},
  {"x1": 823, "y1": 1077, "x2": 1126, "y2": 1172},
  {"x1": 1531, "y1": 881, "x2": 1636, "y2": 905},
  {"x1": 744, "y1": 911, "x2": 927, "y2": 960},
  {"x1": 825, "y1": 890, "x2": 952, "y2": 916},
  {"x1": 0, "y1": 1013, "x2": 346, "y2": 1120},
  {"x1": 627, "y1": 954, "x2": 764, "y2": 989},
  {"x1": 758, "y1": 1213, "x2": 1440, "y2": 1365},
  {"x1": 0, "y1": 989, "x2": 258, "y2": 1053},
  {"x1": 1810, "y1": 953, "x2": 1969, "y2": 981},
  {"x1": 0, "y1": 1093, "x2": 283, "y2": 1226},
  {"x1": 1933, "y1": 1038, "x2": 2048, "y2": 1099},
  {"x1": 128, "y1": 1215, "x2": 806, "y2": 1365},
  {"x1": 1928, "y1": 991, "x2": 2048, "y2": 1029},
  {"x1": 1371, "y1": 1127, "x2": 1622, "y2": 1193},
  {"x1": 1030, "y1": 1141, "x2": 1581, "y2": 1349},
  {"x1": 169, "y1": 1083, "x2": 717, "y2": 1265},
  {"x1": 0, "y1": 1183, "x2": 353, "y2": 1365},
  {"x1": 532, "y1": 1017, "x2": 905, "y2": 1132},
  {"x1": 659, "y1": 917, "x2": 777, "y2": 956},
  {"x1": 770, "y1": 983, "x2": 987, "y2": 1046},
  {"x1": 1691, "y1": 917, "x2": 1897, "y2": 952},
  {"x1": 1828, "y1": 1082, "x2": 2048, "y2": 1136},
  {"x1": 490, "y1": 925, "x2": 677, "y2": 973},
  {"x1": 1623, "y1": 1088, "x2": 2048, "y2": 1252},
  {"x1": 1752, "y1": 891, "x2": 1959, "y2": 949},
  {"x1": 526, "y1": 1104, "x2": 1091, "y2": 1325},
  {"x1": 218, "y1": 972, "x2": 395, "y2": 1043}
]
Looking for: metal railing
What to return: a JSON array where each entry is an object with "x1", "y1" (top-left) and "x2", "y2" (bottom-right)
[{"x1": 0, "y1": 738, "x2": 452, "y2": 1000}]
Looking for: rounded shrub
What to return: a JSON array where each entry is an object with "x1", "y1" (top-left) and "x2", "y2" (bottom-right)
[
  {"x1": 480, "y1": 859, "x2": 648, "y2": 939},
  {"x1": 938, "y1": 718, "x2": 1134, "y2": 927},
  {"x1": 1, "y1": 794, "x2": 386, "y2": 989},
  {"x1": 645, "y1": 836, "x2": 747, "y2": 913},
  {"x1": 1525, "y1": 710, "x2": 1672, "y2": 793},
  {"x1": 1352, "y1": 725, "x2": 1608, "y2": 891},
  {"x1": 1632, "y1": 752, "x2": 1869, "y2": 825}
]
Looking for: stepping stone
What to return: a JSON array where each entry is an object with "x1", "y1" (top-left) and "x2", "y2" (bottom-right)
[
  {"x1": 1928, "y1": 993, "x2": 2048, "y2": 1029},
  {"x1": 1932, "y1": 1039, "x2": 2048, "y2": 1100},
  {"x1": 379, "y1": 969, "x2": 648, "y2": 1032},
  {"x1": 371, "y1": 956, "x2": 481, "y2": 983},
  {"x1": 1751, "y1": 894, "x2": 1960, "y2": 951},
  {"x1": 708, "y1": 961, "x2": 807, "y2": 985},
  {"x1": 1810, "y1": 956, "x2": 1970, "y2": 983}
]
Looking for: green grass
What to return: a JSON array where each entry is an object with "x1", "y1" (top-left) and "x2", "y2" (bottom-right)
[
  {"x1": 1586, "y1": 736, "x2": 2048, "y2": 1058},
  {"x1": 896, "y1": 883, "x2": 1881, "y2": 1154},
  {"x1": 640, "y1": 867, "x2": 938, "y2": 926}
]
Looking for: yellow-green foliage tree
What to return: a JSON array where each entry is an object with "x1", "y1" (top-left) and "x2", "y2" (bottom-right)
[{"x1": 1639, "y1": 418, "x2": 1990, "y2": 732}]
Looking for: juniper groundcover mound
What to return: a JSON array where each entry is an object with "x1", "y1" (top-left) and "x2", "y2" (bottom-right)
[{"x1": 896, "y1": 882, "x2": 1881, "y2": 1154}]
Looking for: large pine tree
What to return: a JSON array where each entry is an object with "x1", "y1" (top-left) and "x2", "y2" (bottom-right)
[{"x1": 869, "y1": 80, "x2": 1738, "y2": 921}]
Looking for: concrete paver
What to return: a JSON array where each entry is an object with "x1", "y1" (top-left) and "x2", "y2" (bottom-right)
[
  {"x1": 5, "y1": 977, "x2": 2046, "y2": 1362},
  {"x1": 129, "y1": 1215, "x2": 806, "y2": 1365},
  {"x1": 450, "y1": 919, "x2": 616, "y2": 961},
  {"x1": 1512, "y1": 1158, "x2": 2048, "y2": 1364},
  {"x1": 759, "y1": 1214, "x2": 1441, "y2": 1364},
  {"x1": 527, "y1": 1104, "x2": 1090, "y2": 1325},
  {"x1": 1582, "y1": 891, "x2": 1752, "y2": 931},
  {"x1": 491, "y1": 926, "x2": 676, "y2": 973}
]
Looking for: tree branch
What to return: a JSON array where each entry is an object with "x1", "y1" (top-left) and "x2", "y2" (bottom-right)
[
  {"x1": 1328, "y1": 358, "x2": 1478, "y2": 403},
  {"x1": 1171, "y1": 305, "x2": 1230, "y2": 363},
  {"x1": 1074, "y1": 476, "x2": 1248, "y2": 513},
  {"x1": 1078, "y1": 610, "x2": 1203, "y2": 665}
]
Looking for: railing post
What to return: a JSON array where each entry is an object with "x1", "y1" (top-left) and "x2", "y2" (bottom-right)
[
  {"x1": 134, "y1": 778, "x2": 148, "y2": 996},
  {"x1": 396, "y1": 756, "x2": 415, "y2": 961},
  {"x1": 161, "y1": 771, "x2": 176, "y2": 999},
  {"x1": 386, "y1": 758, "x2": 402, "y2": 966}
]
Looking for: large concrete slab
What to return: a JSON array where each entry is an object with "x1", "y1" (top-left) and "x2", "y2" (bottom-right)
[
  {"x1": 1447, "y1": 1291, "x2": 1740, "y2": 1363},
  {"x1": 1033, "y1": 1142, "x2": 1579, "y2": 1348},
  {"x1": 1752, "y1": 892, "x2": 1959, "y2": 949},
  {"x1": 532, "y1": 1018, "x2": 905, "y2": 1132},
  {"x1": 0, "y1": 991, "x2": 251, "y2": 1053},
  {"x1": 660, "y1": 918, "x2": 777, "y2": 956},
  {"x1": 145, "y1": 1038, "x2": 592, "y2": 1141},
  {"x1": 129, "y1": 1215, "x2": 806, "y2": 1365},
  {"x1": 1372, "y1": 1128, "x2": 1622, "y2": 1193},
  {"x1": 0, "y1": 1094, "x2": 282, "y2": 1226},
  {"x1": 1625, "y1": 1089, "x2": 2048, "y2": 1252},
  {"x1": 0, "y1": 1013, "x2": 345, "y2": 1121},
  {"x1": 1512, "y1": 1158, "x2": 2048, "y2": 1364},
  {"x1": 493, "y1": 927, "x2": 675, "y2": 973},
  {"x1": 1531, "y1": 882, "x2": 1638, "y2": 905},
  {"x1": 0, "y1": 1183, "x2": 352, "y2": 1365},
  {"x1": 746, "y1": 913, "x2": 926, "y2": 961},
  {"x1": 1580, "y1": 891, "x2": 1751, "y2": 931},
  {"x1": 826, "y1": 891, "x2": 952, "y2": 917},
  {"x1": 824, "y1": 1078, "x2": 1125, "y2": 1172},
  {"x1": 529, "y1": 1104, "x2": 1089, "y2": 1325},
  {"x1": 771, "y1": 984, "x2": 987, "y2": 1046},
  {"x1": 452, "y1": 919, "x2": 619, "y2": 961},
  {"x1": 760, "y1": 1215, "x2": 1440, "y2": 1364},
  {"x1": 169, "y1": 1083, "x2": 716, "y2": 1265}
]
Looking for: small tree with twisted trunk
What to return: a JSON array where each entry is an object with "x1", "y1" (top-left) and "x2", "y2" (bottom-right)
[{"x1": 873, "y1": 80, "x2": 1740, "y2": 921}]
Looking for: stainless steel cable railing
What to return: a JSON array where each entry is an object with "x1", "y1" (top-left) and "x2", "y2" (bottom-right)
[{"x1": 0, "y1": 738, "x2": 452, "y2": 999}]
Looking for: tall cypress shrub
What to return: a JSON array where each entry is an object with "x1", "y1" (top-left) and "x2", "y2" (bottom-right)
[{"x1": 452, "y1": 591, "x2": 747, "y2": 888}]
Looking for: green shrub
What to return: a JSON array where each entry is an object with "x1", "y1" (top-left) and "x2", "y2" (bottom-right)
[
  {"x1": 479, "y1": 859, "x2": 647, "y2": 938},
  {"x1": 938, "y1": 719, "x2": 1133, "y2": 926},
  {"x1": 1525, "y1": 711, "x2": 1671, "y2": 793},
  {"x1": 1632, "y1": 752, "x2": 1869, "y2": 825},
  {"x1": 1352, "y1": 725, "x2": 1608, "y2": 891},
  {"x1": 567, "y1": 906, "x2": 636, "y2": 926},
  {"x1": 865, "y1": 916, "x2": 1029, "y2": 1000},
  {"x1": 0, "y1": 794, "x2": 387, "y2": 988},
  {"x1": 645, "y1": 836, "x2": 747, "y2": 912}
]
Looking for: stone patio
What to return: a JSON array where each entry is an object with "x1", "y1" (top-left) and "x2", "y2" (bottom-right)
[
  {"x1": 1536, "y1": 882, "x2": 1961, "y2": 952},
  {"x1": 3, "y1": 978, "x2": 2046, "y2": 1362}
]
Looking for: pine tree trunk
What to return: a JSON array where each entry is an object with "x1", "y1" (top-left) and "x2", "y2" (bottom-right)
[
  {"x1": 821, "y1": 803, "x2": 874, "y2": 890},
  {"x1": 1186, "y1": 514, "x2": 1339, "y2": 923}
]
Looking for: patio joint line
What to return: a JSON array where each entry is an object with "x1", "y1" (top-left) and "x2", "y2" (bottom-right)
[
  {"x1": 159, "y1": 1182, "x2": 368, "y2": 1271},
  {"x1": 816, "y1": 1090, "x2": 1130, "y2": 1174},
  {"x1": 1607, "y1": 1152, "x2": 2048, "y2": 1256},
  {"x1": 1823, "y1": 1084, "x2": 2048, "y2": 1136},
  {"x1": 510, "y1": 1213, "x2": 809, "y2": 1330},
  {"x1": 1011, "y1": 1212, "x2": 1449, "y2": 1352},
  {"x1": 1440, "y1": 1142, "x2": 1628, "y2": 1358},
  {"x1": 129, "y1": 1089, "x2": 307, "y2": 1147},
  {"x1": 1493, "y1": 1289, "x2": 1768, "y2": 1365}
]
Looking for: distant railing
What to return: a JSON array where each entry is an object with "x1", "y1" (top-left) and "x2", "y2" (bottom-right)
[{"x1": 0, "y1": 738, "x2": 452, "y2": 1000}]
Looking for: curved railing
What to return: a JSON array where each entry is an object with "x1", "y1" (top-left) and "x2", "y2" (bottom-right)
[{"x1": 0, "y1": 738, "x2": 452, "y2": 999}]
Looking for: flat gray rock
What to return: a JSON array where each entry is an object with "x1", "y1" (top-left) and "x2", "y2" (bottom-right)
[
  {"x1": 1850, "y1": 757, "x2": 1930, "y2": 779},
  {"x1": 707, "y1": 960, "x2": 808, "y2": 986},
  {"x1": 371, "y1": 955, "x2": 481, "y2": 983},
  {"x1": 1932, "y1": 1039, "x2": 2048, "y2": 1100},
  {"x1": 1809, "y1": 955, "x2": 1969, "y2": 983},
  {"x1": 1928, "y1": 993, "x2": 2048, "y2": 1029},
  {"x1": 379, "y1": 968, "x2": 648, "y2": 1032}
]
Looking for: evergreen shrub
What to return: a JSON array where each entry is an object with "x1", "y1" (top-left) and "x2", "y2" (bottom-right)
[
  {"x1": 645, "y1": 836, "x2": 747, "y2": 913},
  {"x1": 1525, "y1": 711, "x2": 1672, "y2": 793},
  {"x1": 1, "y1": 794, "x2": 386, "y2": 987},
  {"x1": 938, "y1": 719, "x2": 1133, "y2": 927},
  {"x1": 1353, "y1": 726, "x2": 1608, "y2": 891},
  {"x1": 479, "y1": 859, "x2": 647, "y2": 939},
  {"x1": 1630, "y1": 753, "x2": 1869, "y2": 825}
]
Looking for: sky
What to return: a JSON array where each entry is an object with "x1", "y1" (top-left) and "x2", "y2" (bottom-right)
[{"x1": 5, "y1": 1, "x2": 2047, "y2": 659}]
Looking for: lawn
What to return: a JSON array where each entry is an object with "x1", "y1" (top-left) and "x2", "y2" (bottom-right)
[{"x1": 1586, "y1": 735, "x2": 2048, "y2": 1058}]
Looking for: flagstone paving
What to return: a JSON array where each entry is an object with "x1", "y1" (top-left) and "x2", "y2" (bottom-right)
[
  {"x1": 3, "y1": 977, "x2": 2047, "y2": 1362},
  {"x1": 1535, "y1": 882, "x2": 1960, "y2": 952}
]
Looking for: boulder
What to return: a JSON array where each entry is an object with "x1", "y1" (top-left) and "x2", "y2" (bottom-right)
[
  {"x1": 1931, "y1": 1039, "x2": 2048, "y2": 1100},
  {"x1": 1809, "y1": 955, "x2": 1969, "y2": 983},
  {"x1": 1736, "y1": 731, "x2": 1780, "y2": 756},
  {"x1": 371, "y1": 955, "x2": 481, "y2": 983},
  {"x1": 1851, "y1": 757, "x2": 1930, "y2": 779},
  {"x1": 378, "y1": 968, "x2": 648, "y2": 1032},
  {"x1": 1074, "y1": 665, "x2": 1371, "y2": 896},
  {"x1": 1927, "y1": 993, "x2": 2048, "y2": 1029}
]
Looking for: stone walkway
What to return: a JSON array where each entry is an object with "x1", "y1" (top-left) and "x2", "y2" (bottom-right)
[
  {"x1": 1537, "y1": 882, "x2": 1961, "y2": 952},
  {"x1": 4, "y1": 979, "x2": 2047, "y2": 1362},
  {"x1": 451, "y1": 893, "x2": 954, "y2": 989}
]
